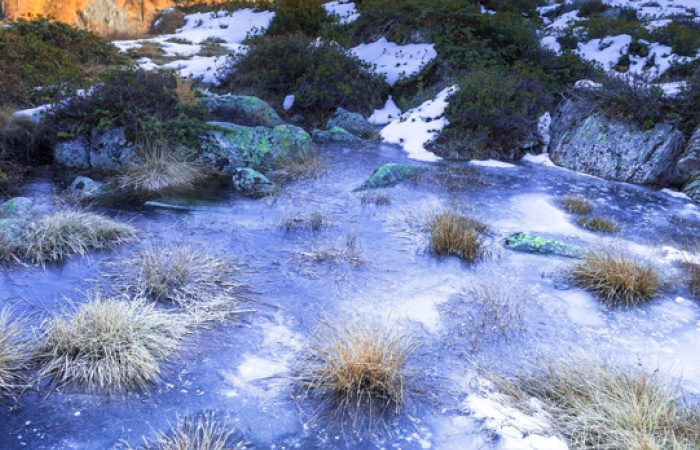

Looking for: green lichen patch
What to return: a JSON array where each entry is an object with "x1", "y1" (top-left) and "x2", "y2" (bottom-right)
[
  {"x1": 504, "y1": 232, "x2": 580, "y2": 258},
  {"x1": 353, "y1": 164, "x2": 429, "y2": 191}
]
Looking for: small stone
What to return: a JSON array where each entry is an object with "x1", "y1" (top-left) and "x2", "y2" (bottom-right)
[{"x1": 232, "y1": 167, "x2": 275, "y2": 198}]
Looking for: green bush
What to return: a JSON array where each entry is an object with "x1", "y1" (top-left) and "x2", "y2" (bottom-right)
[
  {"x1": 46, "y1": 69, "x2": 207, "y2": 147},
  {"x1": 578, "y1": 16, "x2": 648, "y2": 41},
  {"x1": 577, "y1": 0, "x2": 607, "y2": 17},
  {"x1": 429, "y1": 67, "x2": 550, "y2": 160},
  {"x1": 0, "y1": 17, "x2": 127, "y2": 107},
  {"x1": 651, "y1": 21, "x2": 700, "y2": 57},
  {"x1": 219, "y1": 35, "x2": 387, "y2": 126},
  {"x1": 175, "y1": 0, "x2": 273, "y2": 14},
  {"x1": 266, "y1": 0, "x2": 330, "y2": 37}
]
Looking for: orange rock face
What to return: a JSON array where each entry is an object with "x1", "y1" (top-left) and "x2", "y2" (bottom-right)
[{"x1": 1, "y1": 0, "x2": 178, "y2": 31}]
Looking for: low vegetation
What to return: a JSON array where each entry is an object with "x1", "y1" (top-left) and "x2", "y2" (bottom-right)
[
  {"x1": 0, "y1": 16, "x2": 127, "y2": 108},
  {"x1": 577, "y1": 216, "x2": 619, "y2": 233},
  {"x1": 280, "y1": 211, "x2": 329, "y2": 231},
  {"x1": 360, "y1": 192, "x2": 392, "y2": 206},
  {"x1": 269, "y1": 149, "x2": 327, "y2": 182},
  {"x1": 0, "y1": 308, "x2": 29, "y2": 400},
  {"x1": 116, "y1": 144, "x2": 211, "y2": 197},
  {"x1": 561, "y1": 195, "x2": 593, "y2": 215},
  {"x1": 496, "y1": 360, "x2": 700, "y2": 450},
  {"x1": 428, "y1": 211, "x2": 488, "y2": 262},
  {"x1": 35, "y1": 294, "x2": 189, "y2": 393},
  {"x1": 300, "y1": 233, "x2": 364, "y2": 267},
  {"x1": 266, "y1": 0, "x2": 330, "y2": 37},
  {"x1": 111, "y1": 244, "x2": 243, "y2": 322},
  {"x1": 136, "y1": 413, "x2": 243, "y2": 450},
  {"x1": 294, "y1": 319, "x2": 416, "y2": 423},
  {"x1": 20, "y1": 210, "x2": 138, "y2": 265},
  {"x1": 680, "y1": 261, "x2": 700, "y2": 299},
  {"x1": 219, "y1": 34, "x2": 387, "y2": 126},
  {"x1": 570, "y1": 249, "x2": 661, "y2": 306},
  {"x1": 468, "y1": 281, "x2": 527, "y2": 342},
  {"x1": 0, "y1": 105, "x2": 40, "y2": 161}
]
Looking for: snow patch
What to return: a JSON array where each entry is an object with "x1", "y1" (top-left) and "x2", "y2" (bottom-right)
[
  {"x1": 380, "y1": 86, "x2": 458, "y2": 162},
  {"x1": 368, "y1": 96, "x2": 402, "y2": 125},
  {"x1": 283, "y1": 95, "x2": 295, "y2": 111},
  {"x1": 521, "y1": 153, "x2": 556, "y2": 167},
  {"x1": 470, "y1": 160, "x2": 517, "y2": 168},
  {"x1": 12, "y1": 105, "x2": 50, "y2": 124},
  {"x1": 323, "y1": 1, "x2": 360, "y2": 24},
  {"x1": 351, "y1": 38, "x2": 437, "y2": 86}
]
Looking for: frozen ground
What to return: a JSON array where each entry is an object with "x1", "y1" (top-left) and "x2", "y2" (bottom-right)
[{"x1": 3, "y1": 137, "x2": 700, "y2": 448}]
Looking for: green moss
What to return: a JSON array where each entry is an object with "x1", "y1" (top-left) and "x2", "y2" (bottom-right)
[
  {"x1": 504, "y1": 232, "x2": 580, "y2": 257},
  {"x1": 354, "y1": 163, "x2": 426, "y2": 191}
]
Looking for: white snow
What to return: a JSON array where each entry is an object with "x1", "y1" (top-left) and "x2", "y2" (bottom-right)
[
  {"x1": 162, "y1": 55, "x2": 227, "y2": 85},
  {"x1": 368, "y1": 95, "x2": 402, "y2": 125},
  {"x1": 323, "y1": 1, "x2": 360, "y2": 24},
  {"x1": 660, "y1": 188, "x2": 690, "y2": 199},
  {"x1": 578, "y1": 34, "x2": 632, "y2": 70},
  {"x1": 350, "y1": 38, "x2": 437, "y2": 86},
  {"x1": 380, "y1": 85, "x2": 458, "y2": 162},
  {"x1": 495, "y1": 194, "x2": 594, "y2": 238},
  {"x1": 470, "y1": 160, "x2": 517, "y2": 168},
  {"x1": 541, "y1": 35, "x2": 561, "y2": 53},
  {"x1": 283, "y1": 94, "x2": 295, "y2": 111},
  {"x1": 661, "y1": 245, "x2": 700, "y2": 265},
  {"x1": 521, "y1": 153, "x2": 556, "y2": 167},
  {"x1": 466, "y1": 393, "x2": 568, "y2": 450},
  {"x1": 12, "y1": 105, "x2": 50, "y2": 124}
]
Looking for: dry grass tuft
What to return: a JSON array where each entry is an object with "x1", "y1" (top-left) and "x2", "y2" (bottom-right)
[
  {"x1": 268, "y1": 151, "x2": 326, "y2": 182},
  {"x1": 35, "y1": 294, "x2": 189, "y2": 393},
  {"x1": 428, "y1": 211, "x2": 488, "y2": 262},
  {"x1": 294, "y1": 319, "x2": 416, "y2": 421},
  {"x1": 0, "y1": 308, "x2": 30, "y2": 399},
  {"x1": 681, "y1": 261, "x2": 700, "y2": 299},
  {"x1": 360, "y1": 192, "x2": 392, "y2": 206},
  {"x1": 561, "y1": 195, "x2": 594, "y2": 215},
  {"x1": 136, "y1": 413, "x2": 244, "y2": 450},
  {"x1": 280, "y1": 211, "x2": 329, "y2": 231},
  {"x1": 21, "y1": 210, "x2": 139, "y2": 265},
  {"x1": 570, "y1": 249, "x2": 661, "y2": 306},
  {"x1": 112, "y1": 244, "x2": 244, "y2": 322},
  {"x1": 468, "y1": 281, "x2": 527, "y2": 340},
  {"x1": 300, "y1": 233, "x2": 364, "y2": 267},
  {"x1": 577, "y1": 216, "x2": 620, "y2": 233},
  {"x1": 495, "y1": 361, "x2": 700, "y2": 450},
  {"x1": 117, "y1": 147, "x2": 211, "y2": 197}
]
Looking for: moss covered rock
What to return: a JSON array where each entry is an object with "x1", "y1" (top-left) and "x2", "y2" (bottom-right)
[
  {"x1": 504, "y1": 232, "x2": 580, "y2": 258},
  {"x1": 53, "y1": 128, "x2": 137, "y2": 171},
  {"x1": 354, "y1": 163, "x2": 428, "y2": 191},
  {"x1": 312, "y1": 126, "x2": 361, "y2": 144},
  {"x1": 232, "y1": 167, "x2": 275, "y2": 198},
  {"x1": 327, "y1": 108, "x2": 375, "y2": 139},
  {"x1": 0, "y1": 197, "x2": 33, "y2": 218},
  {"x1": 201, "y1": 95, "x2": 285, "y2": 128}
]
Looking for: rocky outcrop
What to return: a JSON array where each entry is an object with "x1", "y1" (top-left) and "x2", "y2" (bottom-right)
[
  {"x1": 200, "y1": 95, "x2": 285, "y2": 128},
  {"x1": 54, "y1": 128, "x2": 137, "y2": 171},
  {"x1": 327, "y1": 108, "x2": 375, "y2": 139},
  {"x1": 673, "y1": 126, "x2": 700, "y2": 186},
  {"x1": 550, "y1": 100, "x2": 686, "y2": 185},
  {"x1": 2, "y1": 0, "x2": 174, "y2": 32}
]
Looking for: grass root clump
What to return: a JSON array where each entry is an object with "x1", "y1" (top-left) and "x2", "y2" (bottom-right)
[
  {"x1": 428, "y1": 211, "x2": 489, "y2": 262},
  {"x1": 0, "y1": 308, "x2": 30, "y2": 399}
]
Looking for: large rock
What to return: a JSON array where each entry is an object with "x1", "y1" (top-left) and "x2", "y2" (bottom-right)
[
  {"x1": 67, "y1": 176, "x2": 113, "y2": 201},
  {"x1": 200, "y1": 95, "x2": 285, "y2": 128},
  {"x1": 54, "y1": 128, "x2": 137, "y2": 171},
  {"x1": 353, "y1": 163, "x2": 428, "y2": 191},
  {"x1": 683, "y1": 176, "x2": 700, "y2": 202},
  {"x1": 200, "y1": 122, "x2": 314, "y2": 173},
  {"x1": 673, "y1": 126, "x2": 700, "y2": 185},
  {"x1": 0, "y1": 197, "x2": 33, "y2": 217},
  {"x1": 312, "y1": 126, "x2": 361, "y2": 144},
  {"x1": 232, "y1": 167, "x2": 275, "y2": 198},
  {"x1": 550, "y1": 100, "x2": 686, "y2": 185},
  {"x1": 327, "y1": 108, "x2": 375, "y2": 139}
]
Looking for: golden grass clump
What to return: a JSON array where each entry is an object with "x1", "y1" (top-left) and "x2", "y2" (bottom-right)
[
  {"x1": 136, "y1": 413, "x2": 244, "y2": 450},
  {"x1": 21, "y1": 210, "x2": 138, "y2": 265},
  {"x1": 496, "y1": 361, "x2": 700, "y2": 450},
  {"x1": 428, "y1": 211, "x2": 488, "y2": 261},
  {"x1": 295, "y1": 320, "x2": 415, "y2": 419},
  {"x1": 0, "y1": 308, "x2": 30, "y2": 399},
  {"x1": 117, "y1": 146, "x2": 210, "y2": 197},
  {"x1": 35, "y1": 294, "x2": 189, "y2": 393},
  {"x1": 561, "y1": 195, "x2": 594, "y2": 214},
  {"x1": 570, "y1": 249, "x2": 661, "y2": 306},
  {"x1": 577, "y1": 216, "x2": 620, "y2": 233},
  {"x1": 113, "y1": 244, "x2": 244, "y2": 322}
]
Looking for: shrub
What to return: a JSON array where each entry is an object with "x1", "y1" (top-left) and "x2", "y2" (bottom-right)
[
  {"x1": 175, "y1": 0, "x2": 274, "y2": 15},
  {"x1": 561, "y1": 195, "x2": 593, "y2": 214},
  {"x1": 0, "y1": 17, "x2": 126, "y2": 107},
  {"x1": 35, "y1": 294, "x2": 189, "y2": 392},
  {"x1": 0, "y1": 308, "x2": 29, "y2": 399},
  {"x1": 570, "y1": 249, "x2": 661, "y2": 306},
  {"x1": 496, "y1": 361, "x2": 700, "y2": 450},
  {"x1": 20, "y1": 210, "x2": 139, "y2": 265},
  {"x1": 136, "y1": 413, "x2": 243, "y2": 450},
  {"x1": 577, "y1": 216, "x2": 619, "y2": 232},
  {"x1": 116, "y1": 144, "x2": 211, "y2": 197},
  {"x1": 578, "y1": 16, "x2": 648, "y2": 41},
  {"x1": 651, "y1": 21, "x2": 700, "y2": 57},
  {"x1": 266, "y1": 0, "x2": 330, "y2": 37},
  {"x1": 46, "y1": 69, "x2": 207, "y2": 148},
  {"x1": 430, "y1": 67, "x2": 550, "y2": 160},
  {"x1": 428, "y1": 211, "x2": 488, "y2": 262},
  {"x1": 577, "y1": 0, "x2": 607, "y2": 17},
  {"x1": 219, "y1": 35, "x2": 387, "y2": 126},
  {"x1": 294, "y1": 319, "x2": 416, "y2": 422},
  {"x1": 110, "y1": 244, "x2": 243, "y2": 322}
]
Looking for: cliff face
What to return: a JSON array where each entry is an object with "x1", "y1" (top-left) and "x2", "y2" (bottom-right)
[{"x1": 1, "y1": 0, "x2": 176, "y2": 31}]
